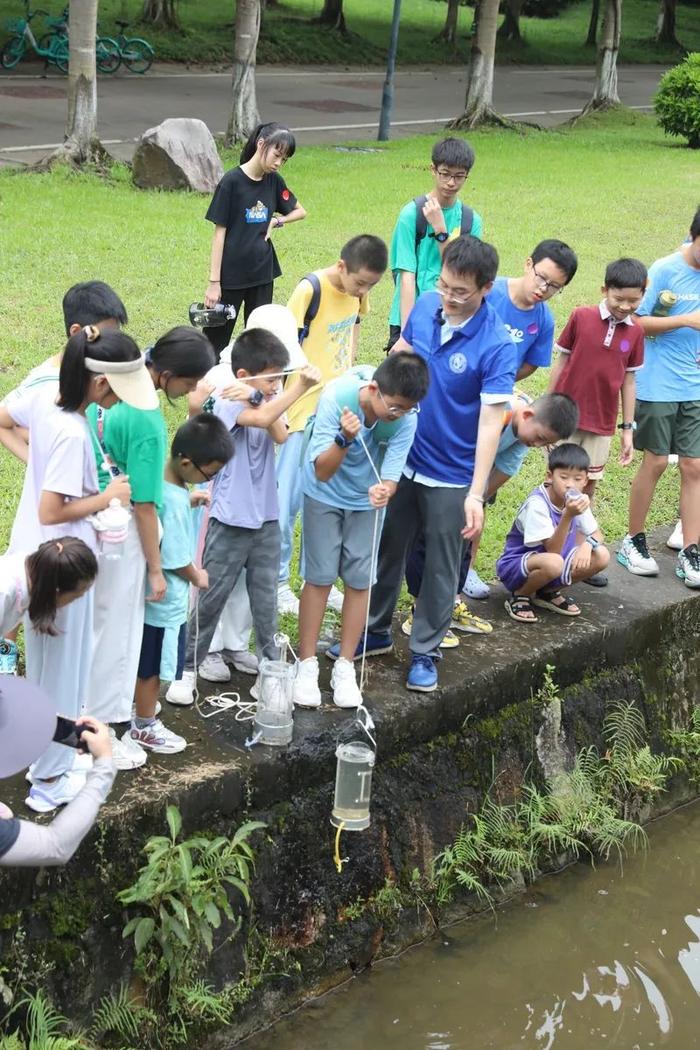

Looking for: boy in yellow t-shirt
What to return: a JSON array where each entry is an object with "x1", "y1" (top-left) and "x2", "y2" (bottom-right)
[{"x1": 277, "y1": 234, "x2": 388, "y2": 614}]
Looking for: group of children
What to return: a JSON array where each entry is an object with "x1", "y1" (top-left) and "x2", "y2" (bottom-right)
[{"x1": 0, "y1": 121, "x2": 698, "y2": 812}]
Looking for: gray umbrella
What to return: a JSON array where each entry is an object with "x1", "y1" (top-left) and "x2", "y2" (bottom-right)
[{"x1": 0, "y1": 678, "x2": 56, "y2": 778}]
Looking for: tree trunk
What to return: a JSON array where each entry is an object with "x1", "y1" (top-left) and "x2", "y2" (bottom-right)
[
  {"x1": 434, "y1": 0, "x2": 460, "y2": 45},
  {"x1": 654, "y1": 0, "x2": 682, "y2": 47},
  {"x1": 315, "y1": 0, "x2": 347, "y2": 34},
  {"x1": 585, "y1": 0, "x2": 600, "y2": 45},
  {"x1": 497, "y1": 0, "x2": 522, "y2": 41},
  {"x1": 449, "y1": 0, "x2": 508, "y2": 128},
  {"x1": 226, "y1": 0, "x2": 261, "y2": 147},
  {"x1": 588, "y1": 0, "x2": 622, "y2": 109},
  {"x1": 141, "y1": 0, "x2": 180, "y2": 29}
]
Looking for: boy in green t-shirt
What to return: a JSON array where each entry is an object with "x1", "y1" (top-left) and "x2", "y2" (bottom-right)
[{"x1": 387, "y1": 137, "x2": 482, "y2": 350}]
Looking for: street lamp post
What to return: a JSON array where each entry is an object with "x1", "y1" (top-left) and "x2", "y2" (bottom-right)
[{"x1": 377, "y1": 0, "x2": 402, "y2": 141}]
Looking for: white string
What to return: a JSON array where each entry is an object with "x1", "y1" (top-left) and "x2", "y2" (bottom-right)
[{"x1": 191, "y1": 589, "x2": 256, "y2": 722}]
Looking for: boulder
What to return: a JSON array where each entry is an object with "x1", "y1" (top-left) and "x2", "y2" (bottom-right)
[{"x1": 132, "y1": 117, "x2": 223, "y2": 193}]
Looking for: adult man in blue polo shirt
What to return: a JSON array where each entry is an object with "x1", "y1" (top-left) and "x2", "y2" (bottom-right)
[{"x1": 331, "y1": 236, "x2": 516, "y2": 693}]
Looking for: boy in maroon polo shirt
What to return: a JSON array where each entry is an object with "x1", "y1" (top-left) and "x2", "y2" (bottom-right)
[{"x1": 547, "y1": 258, "x2": 647, "y2": 585}]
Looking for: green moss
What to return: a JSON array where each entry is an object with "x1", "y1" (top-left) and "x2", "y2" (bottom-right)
[{"x1": 0, "y1": 911, "x2": 21, "y2": 931}]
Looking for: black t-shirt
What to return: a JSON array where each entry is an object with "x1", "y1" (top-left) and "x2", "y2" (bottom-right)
[
  {"x1": 0, "y1": 817, "x2": 20, "y2": 859},
  {"x1": 205, "y1": 167, "x2": 298, "y2": 290}
]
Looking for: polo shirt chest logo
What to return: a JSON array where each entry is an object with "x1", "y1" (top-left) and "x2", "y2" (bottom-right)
[{"x1": 448, "y1": 351, "x2": 467, "y2": 374}]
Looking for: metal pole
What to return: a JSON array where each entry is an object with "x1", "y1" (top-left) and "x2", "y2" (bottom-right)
[{"x1": 377, "y1": 0, "x2": 402, "y2": 141}]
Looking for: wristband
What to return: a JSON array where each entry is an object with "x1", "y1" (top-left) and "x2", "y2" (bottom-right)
[
  {"x1": 209, "y1": 277, "x2": 221, "y2": 283},
  {"x1": 274, "y1": 218, "x2": 284, "y2": 229},
  {"x1": 617, "y1": 421, "x2": 636, "y2": 431},
  {"x1": 467, "y1": 492, "x2": 485, "y2": 504},
  {"x1": 585, "y1": 535, "x2": 600, "y2": 550}
]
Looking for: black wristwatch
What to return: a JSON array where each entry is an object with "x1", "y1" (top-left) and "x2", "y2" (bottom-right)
[
  {"x1": 247, "y1": 389, "x2": 264, "y2": 407},
  {"x1": 430, "y1": 231, "x2": 449, "y2": 243},
  {"x1": 617, "y1": 421, "x2": 637, "y2": 431},
  {"x1": 334, "y1": 431, "x2": 354, "y2": 449}
]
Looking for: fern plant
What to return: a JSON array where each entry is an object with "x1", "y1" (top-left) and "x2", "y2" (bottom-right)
[
  {"x1": 667, "y1": 708, "x2": 700, "y2": 784},
  {"x1": 118, "y1": 806, "x2": 265, "y2": 999},
  {"x1": 601, "y1": 701, "x2": 680, "y2": 818},
  {"x1": 4, "y1": 989, "x2": 91, "y2": 1050}
]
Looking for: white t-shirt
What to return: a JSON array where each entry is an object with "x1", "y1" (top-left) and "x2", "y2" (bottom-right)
[
  {"x1": 7, "y1": 389, "x2": 99, "y2": 554},
  {"x1": 0, "y1": 552, "x2": 29, "y2": 636},
  {"x1": 517, "y1": 493, "x2": 598, "y2": 548}
]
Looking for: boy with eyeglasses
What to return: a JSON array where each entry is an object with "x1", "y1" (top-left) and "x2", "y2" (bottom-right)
[
  {"x1": 293, "y1": 353, "x2": 429, "y2": 709},
  {"x1": 386, "y1": 137, "x2": 482, "y2": 352},
  {"x1": 463, "y1": 239, "x2": 578, "y2": 599},
  {"x1": 327, "y1": 236, "x2": 516, "y2": 694}
]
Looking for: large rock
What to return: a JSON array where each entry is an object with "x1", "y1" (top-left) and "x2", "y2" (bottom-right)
[{"x1": 132, "y1": 117, "x2": 223, "y2": 193}]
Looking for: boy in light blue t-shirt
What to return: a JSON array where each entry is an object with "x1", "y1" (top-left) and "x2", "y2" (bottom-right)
[
  {"x1": 127, "y1": 414, "x2": 234, "y2": 756},
  {"x1": 293, "y1": 353, "x2": 429, "y2": 711}
]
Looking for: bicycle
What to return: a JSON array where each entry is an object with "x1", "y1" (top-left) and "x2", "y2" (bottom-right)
[
  {"x1": 111, "y1": 18, "x2": 154, "y2": 74},
  {"x1": 1, "y1": 5, "x2": 68, "y2": 71}
]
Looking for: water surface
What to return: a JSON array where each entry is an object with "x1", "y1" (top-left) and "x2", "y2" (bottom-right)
[{"x1": 247, "y1": 800, "x2": 700, "y2": 1049}]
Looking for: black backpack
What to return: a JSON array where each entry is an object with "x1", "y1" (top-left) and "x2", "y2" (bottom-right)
[
  {"x1": 413, "y1": 195, "x2": 474, "y2": 250},
  {"x1": 298, "y1": 272, "x2": 322, "y2": 344}
]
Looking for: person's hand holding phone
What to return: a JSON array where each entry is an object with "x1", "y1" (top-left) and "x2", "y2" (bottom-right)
[{"x1": 75, "y1": 716, "x2": 112, "y2": 760}]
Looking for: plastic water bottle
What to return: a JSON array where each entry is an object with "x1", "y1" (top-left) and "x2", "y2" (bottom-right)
[
  {"x1": 188, "y1": 302, "x2": 237, "y2": 328},
  {"x1": 565, "y1": 488, "x2": 582, "y2": 504},
  {"x1": 97, "y1": 499, "x2": 130, "y2": 560}
]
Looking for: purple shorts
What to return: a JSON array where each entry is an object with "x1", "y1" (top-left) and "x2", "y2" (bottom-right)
[{"x1": 496, "y1": 547, "x2": 577, "y2": 594}]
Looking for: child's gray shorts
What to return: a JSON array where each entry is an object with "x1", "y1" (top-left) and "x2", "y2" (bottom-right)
[{"x1": 301, "y1": 495, "x2": 379, "y2": 590}]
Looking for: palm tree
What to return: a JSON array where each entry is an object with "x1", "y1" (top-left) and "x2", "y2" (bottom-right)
[{"x1": 226, "y1": 0, "x2": 261, "y2": 146}]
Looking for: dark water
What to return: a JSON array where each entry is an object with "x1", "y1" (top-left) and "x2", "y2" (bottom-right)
[{"x1": 247, "y1": 800, "x2": 700, "y2": 1049}]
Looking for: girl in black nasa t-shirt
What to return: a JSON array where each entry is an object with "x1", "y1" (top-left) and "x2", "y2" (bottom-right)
[{"x1": 203, "y1": 121, "x2": 307, "y2": 356}]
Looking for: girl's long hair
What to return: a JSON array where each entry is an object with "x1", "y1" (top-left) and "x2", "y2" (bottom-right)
[
  {"x1": 58, "y1": 327, "x2": 141, "y2": 412},
  {"x1": 239, "y1": 121, "x2": 296, "y2": 165},
  {"x1": 26, "y1": 537, "x2": 98, "y2": 635}
]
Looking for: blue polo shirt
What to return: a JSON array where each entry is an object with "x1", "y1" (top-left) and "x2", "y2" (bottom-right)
[
  {"x1": 636, "y1": 250, "x2": 700, "y2": 402},
  {"x1": 487, "y1": 276, "x2": 555, "y2": 371},
  {"x1": 403, "y1": 291, "x2": 517, "y2": 485}
]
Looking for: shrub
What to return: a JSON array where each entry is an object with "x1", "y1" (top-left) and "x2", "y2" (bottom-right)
[{"x1": 654, "y1": 52, "x2": 700, "y2": 149}]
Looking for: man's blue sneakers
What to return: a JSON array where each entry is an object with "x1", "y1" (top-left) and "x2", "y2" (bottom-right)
[
  {"x1": 326, "y1": 632, "x2": 393, "y2": 662},
  {"x1": 407, "y1": 654, "x2": 438, "y2": 692}
]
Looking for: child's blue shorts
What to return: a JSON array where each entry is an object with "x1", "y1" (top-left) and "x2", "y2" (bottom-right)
[{"x1": 138, "y1": 622, "x2": 186, "y2": 681}]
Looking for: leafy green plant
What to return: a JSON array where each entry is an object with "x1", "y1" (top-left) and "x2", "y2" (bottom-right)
[
  {"x1": 654, "y1": 52, "x2": 700, "y2": 148},
  {"x1": 89, "y1": 984, "x2": 155, "y2": 1048},
  {"x1": 667, "y1": 707, "x2": 700, "y2": 783},
  {"x1": 118, "y1": 806, "x2": 265, "y2": 998},
  {"x1": 3, "y1": 989, "x2": 90, "y2": 1050}
]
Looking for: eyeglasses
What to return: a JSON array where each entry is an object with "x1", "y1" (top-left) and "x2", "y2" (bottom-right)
[
  {"x1": 436, "y1": 281, "x2": 480, "y2": 306},
  {"x1": 532, "y1": 266, "x2": 565, "y2": 294},
  {"x1": 377, "y1": 390, "x2": 420, "y2": 418},
  {"x1": 435, "y1": 168, "x2": 468, "y2": 184},
  {"x1": 191, "y1": 459, "x2": 216, "y2": 483}
]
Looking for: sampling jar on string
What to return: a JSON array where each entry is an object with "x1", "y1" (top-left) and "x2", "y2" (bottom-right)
[
  {"x1": 189, "y1": 302, "x2": 237, "y2": 328},
  {"x1": 331, "y1": 742, "x2": 376, "y2": 831},
  {"x1": 253, "y1": 657, "x2": 294, "y2": 746}
]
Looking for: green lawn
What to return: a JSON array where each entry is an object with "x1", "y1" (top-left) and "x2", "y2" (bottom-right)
[
  {"x1": 1, "y1": 0, "x2": 697, "y2": 66},
  {"x1": 0, "y1": 110, "x2": 694, "y2": 584}
]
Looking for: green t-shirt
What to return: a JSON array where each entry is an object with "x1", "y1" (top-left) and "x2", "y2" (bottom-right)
[
  {"x1": 389, "y1": 199, "x2": 483, "y2": 326},
  {"x1": 87, "y1": 401, "x2": 167, "y2": 508}
]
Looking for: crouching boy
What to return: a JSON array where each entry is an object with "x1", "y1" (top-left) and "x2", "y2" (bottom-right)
[
  {"x1": 293, "y1": 352, "x2": 430, "y2": 709},
  {"x1": 497, "y1": 443, "x2": 610, "y2": 623}
]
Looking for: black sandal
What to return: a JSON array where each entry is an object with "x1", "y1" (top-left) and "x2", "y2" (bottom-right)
[
  {"x1": 504, "y1": 595, "x2": 538, "y2": 623},
  {"x1": 532, "y1": 589, "x2": 580, "y2": 616}
]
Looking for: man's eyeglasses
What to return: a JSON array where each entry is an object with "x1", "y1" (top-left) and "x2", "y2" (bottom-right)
[
  {"x1": 191, "y1": 459, "x2": 216, "y2": 483},
  {"x1": 435, "y1": 168, "x2": 468, "y2": 184},
  {"x1": 532, "y1": 266, "x2": 565, "y2": 294},
  {"x1": 377, "y1": 390, "x2": 420, "y2": 418},
  {"x1": 435, "y1": 281, "x2": 480, "y2": 306}
]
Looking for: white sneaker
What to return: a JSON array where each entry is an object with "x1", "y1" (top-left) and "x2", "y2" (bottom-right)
[
  {"x1": 292, "y1": 657, "x2": 322, "y2": 708},
  {"x1": 463, "y1": 568, "x2": 490, "y2": 600},
  {"x1": 109, "y1": 728, "x2": 148, "y2": 770},
  {"x1": 25, "y1": 769, "x2": 87, "y2": 813},
  {"x1": 72, "y1": 750, "x2": 93, "y2": 774},
  {"x1": 222, "y1": 649, "x2": 259, "y2": 676},
  {"x1": 277, "y1": 582, "x2": 300, "y2": 616},
  {"x1": 667, "y1": 520, "x2": 684, "y2": 550},
  {"x1": 166, "y1": 670, "x2": 196, "y2": 707},
  {"x1": 127, "y1": 720, "x2": 187, "y2": 754},
  {"x1": 199, "y1": 652, "x2": 231, "y2": 683},
  {"x1": 677, "y1": 544, "x2": 700, "y2": 588},
  {"x1": 616, "y1": 533, "x2": 659, "y2": 576},
  {"x1": 330, "y1": 657, "x2": 362, "y2": 709},
  {"x1": 250, "y1": 677, "x2": 260, "y2": 701},
  {"x1": 327, "y1": 585, "x2": 345, "y2": 614},
  {"x1": 130, "y1": 700, "x2": 161, "y2": 720}
]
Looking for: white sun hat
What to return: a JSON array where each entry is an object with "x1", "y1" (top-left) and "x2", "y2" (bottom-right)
[{"x1": 245, "y1": 304, "x2": 308, "y2": 371}]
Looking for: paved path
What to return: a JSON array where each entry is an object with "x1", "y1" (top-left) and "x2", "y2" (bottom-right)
[{"x1": 0, "y1": 63, "x2": 665, "y2": 165}]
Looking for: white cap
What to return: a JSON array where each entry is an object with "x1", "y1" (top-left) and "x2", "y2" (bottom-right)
[{"x1": 245, "y1": 304, "x2": 308, "y2": 371}]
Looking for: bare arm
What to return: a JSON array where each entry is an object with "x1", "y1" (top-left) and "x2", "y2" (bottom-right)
[
  {"x1": 0, "y1": 405, "x2": 30, "y2": 463},
  {"x1": 390, "y1": 335, "x2": 413, "y2": 355},
  {"x1": 174, "y1": 563, "x2": 207, "y2": 588},
  {"x1": 204, "y1": 225, "x2": 227, "y2": 307},
  {"x1": 546, "y1": 352, "x2": 568, "y2": 393},
  {"x1": 636, "y1": 312, "x2": 700, "y2": 337},
  {"x1": 235, "y1": 366, "x2": 321, "y2": 441},
  {"x1": 619, "y1": 371, "x2": 637, "y2": 466},
  {"x1": 398, "y1": 271, "x2": 416, "y2": 329},
  {"x1": 133, "y1": 503, "x2": 166, "y2": 602},
  {"x1": 462, "y1": 402, "x2": 507, "y2": 539},
  {"x1": 38, "y1": 475, "x2": 130, "y2": 526},
  {"x1": 516, "y1": 362, "x2": 537, "y2": 382}
]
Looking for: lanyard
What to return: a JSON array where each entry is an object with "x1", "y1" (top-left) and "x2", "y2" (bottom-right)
[{"x1": 93, "y1": 407, "x2": 122, "y2": 479}]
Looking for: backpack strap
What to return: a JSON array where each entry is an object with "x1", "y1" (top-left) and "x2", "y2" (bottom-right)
[
  {"x1": 298, "y1": 273, "x2": 322, "y2": 345},
  {"x1": 459, "y1": 203, "x2": 474, "y2": 236}
]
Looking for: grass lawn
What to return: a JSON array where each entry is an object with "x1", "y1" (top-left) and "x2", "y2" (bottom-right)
[
  {"x1": 1, "y1": 0, "x2": 697, "y2": 66},
  {"x1": 0, "y1": 109, "x2": 694, "y2": 594}
]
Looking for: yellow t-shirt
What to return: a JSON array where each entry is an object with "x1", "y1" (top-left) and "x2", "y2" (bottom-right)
[{"x1": 285, "y1": 271, "x2": 370, "y2": 433}]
